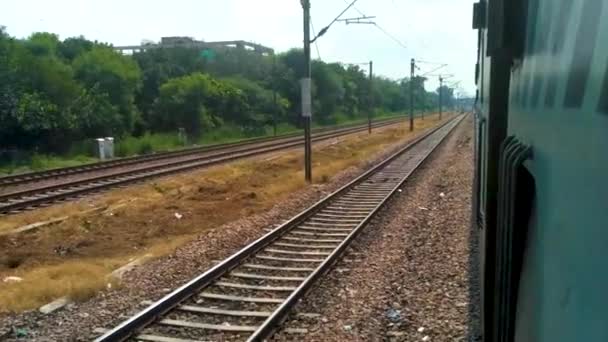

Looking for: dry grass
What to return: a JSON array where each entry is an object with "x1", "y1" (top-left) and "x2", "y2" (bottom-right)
[
  {"x1": 0, "y1": 115, "x2": 448, "y2": 312},
  {"x1": 0, "y1": 260, "x2": 121, "y2": 312}
]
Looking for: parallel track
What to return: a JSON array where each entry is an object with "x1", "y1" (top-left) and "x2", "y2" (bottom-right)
[
  {"x1": 94, "y1": 114, "x2": 464, "y2": 342},
  {"x1": 0, "y1": 118, "x2": 402, "y2": 188},
  {"x1": 0, "y1": 118, "x2": 403, "y2": 215}
]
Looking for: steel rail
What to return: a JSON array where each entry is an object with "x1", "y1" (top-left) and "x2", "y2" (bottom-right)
[
  {"x1": 94, "y1": 114, "x2": 464, "y2": 342},
  {"x1": 0, "y1": 117, "x2": 403, "y2": 187},
  {"x1": 0, "y1": 120, "x2": 391, "y2": 200},
  {"x1": 0, "y1": 119, "x2": 402, "y2": 214},
  {"x1": 248, "y1": 114, "x2": 463, "y2": 341}
]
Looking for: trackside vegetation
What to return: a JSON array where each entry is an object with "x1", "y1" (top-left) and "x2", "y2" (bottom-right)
[{"x1": 0, "y1": 28, "x2": 456, "y2": 172}]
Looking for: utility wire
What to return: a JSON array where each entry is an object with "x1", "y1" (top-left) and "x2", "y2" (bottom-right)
[
  {"x1": 348, "y1": 0, "x2": 366, "y2": 16},
  {"x1": 310, "y1": 17, "x2": 322, "y2": 60},
  {"x1": 447, "y1": 80, "x2": 461, "y2": 87},
  {"x1": 417, "y1": 60, "x2": 445, "y2": 65},
  {"x1": 311, "y1": 0, "x2": 359, "y2": 43},
  {"x1": 341, "y1": 0, "x2": 408, "y2": 51},
  {"x1": 421, "y1": 64, "x2": 448, "y2": 77},
  {"x1": 364, "y1": 0, "x2": 431, "y2": 51},
  {"x1": 344, "y1": 62, "x2": 370, "y2": 66},
  {"x1": 373, "y1": 23, "x2": 408, "y2": 50},
  {"x1": 339, "y1": 0, "x2": 449, "y2": 82}
]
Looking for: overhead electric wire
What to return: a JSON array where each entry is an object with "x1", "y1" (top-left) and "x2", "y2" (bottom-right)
[
  {"x1": 417, "y1": 60, "x2": 446, "y2": 65},
  {"x1": 348, "y1": 0, "x2": 366, "y2": 16},
  {"x1": 373, "y1": 23, "x2": 408, "y2": 50},
  {"x1": 421, "y1": 64, "x2": 448, "y2": 77},
  {"x1": 337, "y1": 0, "x2": 454, "y2": 84},
  {"x1": 341, "y1": 0, "x2": 408, "y2": 51},
  {"x1": 310, "y1": 18, "x2": 322, "y2": 60},
  {"x1": 311, "y1": 0, "x2": 360, "y2": 43}
]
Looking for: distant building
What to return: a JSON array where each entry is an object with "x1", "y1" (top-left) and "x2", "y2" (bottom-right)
[
  {"x1": 160, "y1": 36, "x2": 195, "y2": 45},
  {"x1": 114, "y1": 37, "x2": 274, "y2": 56}
]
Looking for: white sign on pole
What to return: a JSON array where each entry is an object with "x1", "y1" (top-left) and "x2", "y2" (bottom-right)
[{"x1": 300, "y1": 78, "x2": 312, "y2": 117}]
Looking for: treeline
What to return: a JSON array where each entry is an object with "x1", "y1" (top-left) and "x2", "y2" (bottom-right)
[{"x1": 0, "y1": 28, "x2": 454, "y2": 153}]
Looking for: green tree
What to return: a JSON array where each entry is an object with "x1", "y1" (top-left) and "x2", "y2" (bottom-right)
[
  {"x1": 223, "y1": 76, "x2": 290, "y2": 128},
  {"x1": 26, "y1": 32, "x2": 60, "y2": 56},
  {"x1": 132, "y1": 47, "x2": 206, "y2": 131},
  {"x1": 437, "y1": 85, "x2": 455, "y2": 108},
  {"x1": 206, "y1": 48, "x2": 273, "y2": 82},
  {"x1": 311, "y1": 62, "x2": 344, "y2": 123},
  {"x1": 16, "y1": 53, "x2": 81, "y2": 108},
  {"x1": 4, "y1": 34, "x2": 84, "y2": 150},
  {"x1": 58, "y1": 36, "x2": 94, "y2": 61},
  {"x1": 340, "y1": 65, "x2": 369, "y2": 117},
  {"x1": 277, "y1": 49, "x2": 306, "y2": 120},
  {"x1": 0, "y1": 27, "x2": 23, "y2": 148},
  {"x1": 69, "y1": 86, "x2": 120, "y2": 138},
  {"x1": 0, "y1": 28, "x2": 445, "y2": 157},
  {"x1": 73, "y1": 46, "x2": 142, "y2": 134},
  {"x1": 152, "y1": 73, "x2": 222, "y2": 137}
]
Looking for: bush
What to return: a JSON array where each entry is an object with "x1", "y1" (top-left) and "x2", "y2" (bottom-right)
[
  {"x1": 197, "y1": 124, "x2": 247, "y2": 145},
  {"x1": 265, "y1": 123, "x2": 299, "y2": 136},
  {"x1": 115, "y1": 133, "x2": 182, "y2": 157}
]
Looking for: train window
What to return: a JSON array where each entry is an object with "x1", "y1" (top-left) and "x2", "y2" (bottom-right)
[
  {"x1": 598, "y1": 61, "x2": 608, "y2": 115},
  {"x1": 564, "y1": 0, "x2": 603, "y2": 108},
  {"x1": 545, "y1": 0, "x2": 573, "y2": 107}
]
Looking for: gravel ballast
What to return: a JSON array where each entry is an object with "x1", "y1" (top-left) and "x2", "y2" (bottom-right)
[
  {"x1": 272, "y1": 115, "x2": 479, "y2": 341},
  {"x1": 0, "y1": 119, "x2": 448, "y2": 341}
]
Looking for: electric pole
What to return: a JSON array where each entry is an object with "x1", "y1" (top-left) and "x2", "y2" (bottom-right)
[
  {"x1": 439, "y1": 76, "x2": 443, "y2": 120},
  {"x1": 448, "y1": 81, "x2": 462, "y2": 114},
  {"x1": 431, "y1": 74, "x2": 453, "y2": 120},
  {"x1": 420, "y1": 63, "x2": 449, "y2": 121},
  {"x1": 298, "y1": 0, "x2": 361, "y2": 183},
  {"x1": 272, "y1": 53, "x2": 278, "y2": 136},
  {"x1": 302, "y1": 0, "x2": 312, "y2": 183},
  {"x1": 409, "y1": 58, "x2": 415, "y2": 132},
  {"x1": 368, "y1": 60, "x2": 373, "y2": 134}
]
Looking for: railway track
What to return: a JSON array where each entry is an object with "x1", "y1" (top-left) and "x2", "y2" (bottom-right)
[
  {"x1": 0, "y1": 118, "x2": 403, "y2": 215},
  {"x1": 94, "y1": 114, "x2": 464, "y2": 342},
  {"x1": 0, "y1": 118, "x2": 402, "y2": 189}
]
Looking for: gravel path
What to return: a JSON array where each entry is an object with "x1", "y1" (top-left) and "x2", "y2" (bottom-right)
[
  {"x1": 272, "y1": 115, "x2": 479, "y2": 342},
  {"x1": 0, "y1": 120, "x2": 436, "y2": 341}
]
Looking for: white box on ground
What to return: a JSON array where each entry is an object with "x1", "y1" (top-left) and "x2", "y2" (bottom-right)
[
  {"x1": 95, "y1": 138, "x2": 106, "y2": 160},
  {"x1": 104, "y1": 137, "x2": 114, "y2": 159}
]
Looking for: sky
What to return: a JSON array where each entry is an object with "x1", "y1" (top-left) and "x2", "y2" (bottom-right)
[{"x1": 1, "y1": 0, "x2": 477, "y2": 95}]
